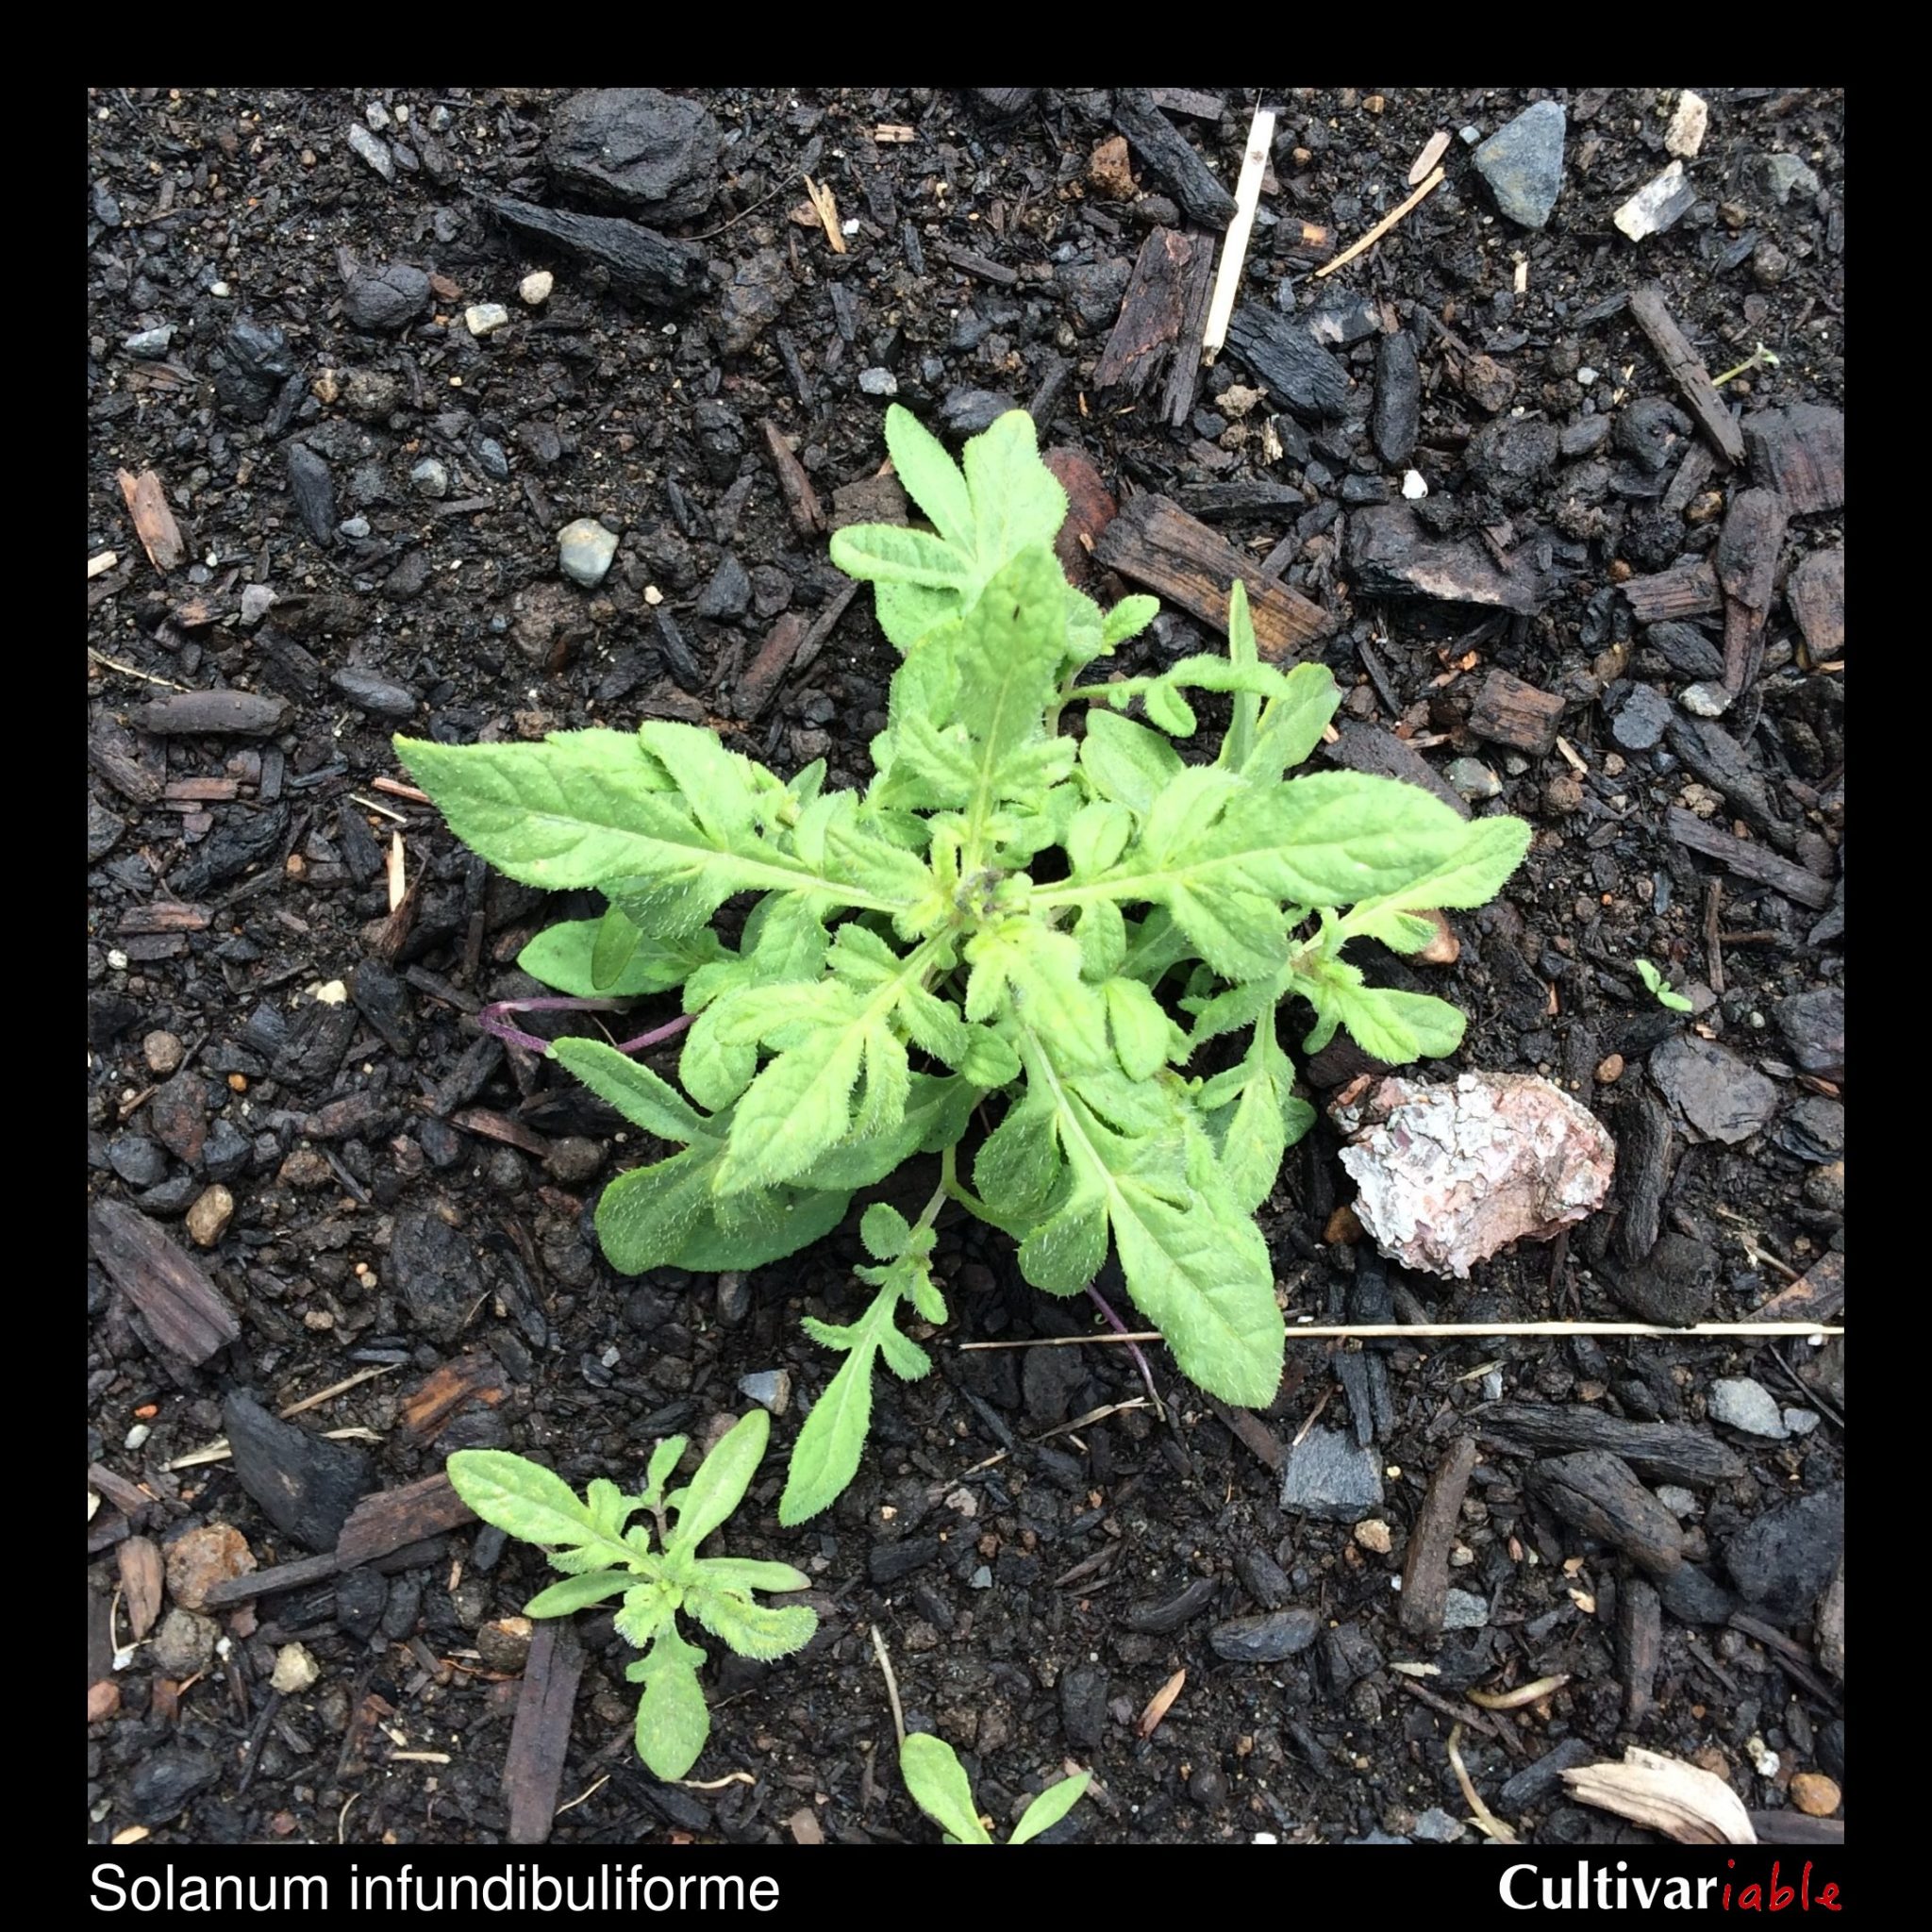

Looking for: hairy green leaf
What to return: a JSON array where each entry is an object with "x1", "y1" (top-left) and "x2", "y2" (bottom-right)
[{"x1": 900, "y1": 1733, "x2": 993, "y2": 1845}]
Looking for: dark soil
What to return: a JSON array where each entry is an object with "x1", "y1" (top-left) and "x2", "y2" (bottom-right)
[{"x1": 88, "y1": 86, "x2": 1844, "y2": 1849}]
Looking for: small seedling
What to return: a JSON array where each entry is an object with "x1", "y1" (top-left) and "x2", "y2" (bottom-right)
[
  {"x1": 899, "y1": 1731, "x2": 1090, "y2": 1845},
  {"x1": 446, "y1": 1410, "x2": 815, "y2": 1779},
  {"x1": 1711, "y1": 341, "x2": 1780, "y2": 388},
  {"x1": 1635, "y1": 958, "x2": 1694, "y2": 1013},
  {"x1": 402, "y1": 406, "x2": 1530, "y2": 1525}
]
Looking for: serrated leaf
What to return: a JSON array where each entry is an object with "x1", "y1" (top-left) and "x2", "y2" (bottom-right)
[
  {"x1": 779, "y1": 1343, "x2": 875, "y2": 1527},
  {"x1": 1008, "y1": 1773, "x2": 1091, "y2": 1844},
  {"x1": 1101, "y1": 594, "x2": 1160, "y2": 647},
  {"x1": 446, "y1": 1451, "x2": 623, "y2": 1560},
  {"x1": 885, "y1": 403, "x2": 974, "y2": 552},
  {"x1": 828, "y1": 523, "x2": 973, "y2": 589},
  {"x1": 959, "y1": 411, "x2": 1067, "y2": 585},
  {"x1": 1338, "y1": 814, "x2": 1533, "y2": 943},
  {"x1": 1291, "y1": 956, "x2": 1468, "y2": 1063},
  {"x1": 1079, "y1": 710, "x2": 1184, "y2": 814},
  {"x1": 667, "y1": 1408, "x2": 770, "y2": 1552},
  {"x1": 687, "y1": 1590, "x2": 818, "y2": 1660},
  {"x1": 552, "y1": 1037, "x2": 705, "y2": 1143},
  {"x1": 900, "y1": 1733, "x2": 994, "y2": 1845},
  {"x1": 1105, "y1": 976, "x2": 1180, "y2": 1081},
  {"x1": 643, "y1": 1437, "x2": 686, "y2": 1507}
]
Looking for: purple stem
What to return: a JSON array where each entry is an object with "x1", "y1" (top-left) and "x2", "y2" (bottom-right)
[
  {"x1": 477, "y1": 995, "x2": 694, "y2": 1059},
  {"x1": 1085, "y1": 1280, "x2": 1163, "y2": 1416}
]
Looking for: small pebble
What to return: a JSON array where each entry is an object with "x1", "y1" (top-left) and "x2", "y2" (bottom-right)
[
  {"x1": 1680, "y1": 681, "x2": 1733, "y2": 718},
  {"x1": 1401, "y1": 469, "x2": 1428, "y2": 500},
  {"x1": 143, "y1": 1030, "x2": 185, "y2": 1075},
  {"x1": 464, "y1": 303, "x2": 511, "y2": 337},
  {"x1": 1446, "y1": 757, "x2": 1502, "y2": 801},
  {"x1": 270, "y1": 1643, "x2": 320, "y2": 1694},
  {"x1": 738, "y1": 1370, "x2": 792, "y2": 1416},
  {"x1": 125, "y1": 325, "x2": 175, "y2": 358},
  {"x1": 1353, "y1": 1520, "x2": 1393, "y2": 1555},
  {"x1": 186, "y1": 1186, "x2": 235, "y2": 1247},
  {"x1": 410, "y1": 458, "x2": 449, "y2": 499},
  {"x1": 1709, "y1": 1377, "x2": 1787, "y2": 1438},
  {"x1": 1665, "y1": 91, "x2": 1709, "y2": 159},
  {"x1": 240, "y1": 584, "x2": 277, "y2": 625},
  {"x1": 558, "y1": 518, "x2": 619, "y2": 587},
  {"x1": 858, "y1": 366, "x2": 899, "y2": 396},
  {"x1": 339, "y1": 516, "x2": 373, "y2": 541},
  {"x1": 1441, "y1": 1589, "x2": 1490, "y2": 1631},
  {"x1": 477, "y1": 1617, "x2": 534, "y2": 1673},
  {"x1": 1657, "y1": 1486, "x2": 1698, "y2": 1518},
  {"x1": 1783, "y1": 1408, "x2": 1821, "y2": 1437},
  {"x1": 520, "y1": 270, "x2": 555, "y2": 307},
  {"x1": 1790, "y1": 1773, "x2": 1840, "y2": 1818},
  {"x1": 345, "y1": 123, "x2": 394, "y2": 183},
  {"x1": 1576, "y1": 365, "x2": 1598, "y2": 386}
]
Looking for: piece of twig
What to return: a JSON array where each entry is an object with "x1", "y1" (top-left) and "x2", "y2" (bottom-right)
[
  {"x1": 87, "y1": 647, "x2": 191, "y2": 691},
  {"x1": 1202, "y1": 105, "x2": 1276, "y2": 357},
  {"x1": 871, "y1": 1624, "x2": 906, "y2": 1749},
  {"x1": 958, "y1": 1320, "x2": 1843, "y2": 1352},
  {"x1": 386, "y1": 831, "x2": 407, "y2": 913},
  {"x1": 1316, "y1": 166, "x2": 1444, "y2": 278},
  {"x1": 372, "y1": 775, "x2": 432, "y2": 804}
]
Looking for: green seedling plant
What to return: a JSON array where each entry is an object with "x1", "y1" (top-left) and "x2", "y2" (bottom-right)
[
  {"x1": 445, "y1": 1410, "x2": 815, "y2": 1780},
  {"x1": 1635, "y1": 958, "x2": 1694, "y2": 1012},
  {"x1": 401, "y1": 405, "x2": 1530, "y2": 1526},
  {"x1": 899, "y1": 1732, "x2": 1090, "y2": 1845}
]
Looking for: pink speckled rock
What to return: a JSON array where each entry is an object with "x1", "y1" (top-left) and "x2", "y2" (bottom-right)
[{"x1": 1331, "y1": 1072, "x2": 1615, "y2": 1278}]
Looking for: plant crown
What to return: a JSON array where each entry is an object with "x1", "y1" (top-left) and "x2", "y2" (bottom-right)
[{"x1": 403, "y1": 406, "x2": 1530, "y2": 1520}]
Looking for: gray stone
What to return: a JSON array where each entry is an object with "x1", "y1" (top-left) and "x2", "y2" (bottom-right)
[
  {"x1": 1773, "y1": 988, "x2": 1844, "y2": 1078},
  {"x1": 213, "y1": 317, "x2": 293, "y2": 422},
  {"x1": 331, "y1": 668, "x2": 418, "y2": 719},
  {"x1": 858, "y1": 366, "x2": 898, "y2": 396},
  {"x1": 108, "y1": 1136, "x2": 169, "y2": 1188},
  {"x1": 737, "y1": 1370, "x2": 791, "y2": 1415},
  {"x1": 1610, "y1": 684, "x2": 1674, "y2": 751},
  {"x1": 285, "y1": 444, "x2": 338, "y2": 548},
  {"x1": 125, "y1": 1747, "x2": 219, "y2": 1824},
  {"x1": 1613, "y1": 161, "x2": 1698, "y2": 242},
  {"x1": 1280, "y1": 1427, "x2": 1383, "y2": 1521},
  {"x1": 1709, "y1": 1377, "x2": 1787, "y2": 1439},
  {"x1": 464, "y1": 303, "x2": 511, "y2": 337},
  {"x1": 1208, "y1": 1608, "x2": 1322, "y2": 1662},
  {"x1": 1411, "y1": 1807, "x2": 1468, "y2": 1843},
  {"x1": 1724, "y1": 1483, "x2": 1843, "y2": 1619},
  {"x1": 694, "y1": 553, "x2": 752, "y2": 620},
  {"x1": 1441, "y1": 1588, "x2": 1490, "y2": 1631},
  {"x1": 1474, "y1": 100, "x2": 1567, "y2": 229},
  {"x1": 558, "y1": 518, "x2": 619, "y2": 587},
  {"x1": 545, "y1": 89, "x2": 720, "y2": 222},
  {"x1": 714, "y1": 249, "x2": 794, "y2": 357},
  {"x1": 343, "y1": 261, "x2": 430, "y2": 333},
  {"x1": 1058, "y1": 1664, "x2": 1109, "y2": 1749},
  {"x1": 346, "y1": 123, "x2": 394, "y2": 183},
  {"x1": 1650, "y1": 1035, "x2": 1778, "y2": 1143},
  {"x1": 410, "y1": 458, "x2": 449, "y2": 499},
  {"x1": 151, "y1": 1607, "x2": 218, "y2": 1675},
  {"x1": 1446, "y1": 757, "x2": 1501, "y2": 801},
  {"x1": 941, "y1": 388, "x2": 1019, "y2": 437},
  {"x1": 1783, "y1": 1408, "x2": 1820, "y2": 1437},
  {"x1": 1751, "y1": 153, "x2": 1821, "y2": 208},
  {"x1": 1680, "y1": 681, "x2": 1734, "y2": 718},
  {"x1": 125, "y1": 325, "x2": 175, "y2": 358}
]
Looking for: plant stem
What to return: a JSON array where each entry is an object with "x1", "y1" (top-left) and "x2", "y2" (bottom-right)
[
  {"x1": 476, "y1": 995, "x2": 693, "y2": 1058},
  {"x1": 1083, "y1": 1280, "x2": 1164, "y2": 1418}
]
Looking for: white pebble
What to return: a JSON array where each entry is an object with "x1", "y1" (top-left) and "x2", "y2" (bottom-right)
[
  {"x1": 1576, "y1": 366, "x2": 1598, "y2": 386},
  {"x1": 124, "y1": 1423, "x2": 151, "y2": 1451},
  {"x1": 519, "y1": 270, "x2": 554, "y2": 307},
  {"x1": 1402, "y1": 469, "x2": 1428, "y2": 500},
  {"x1": 1665, "y1": 91, "x2": 1709, "y2": 159},
  {"x1": 464, "y1": 303, "x2": 511, "y2": 337}
]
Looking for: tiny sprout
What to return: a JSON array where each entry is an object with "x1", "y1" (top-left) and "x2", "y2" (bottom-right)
[
  {"x1": 1635, "y1": 958, "x2": 1694, "y2": 1013},
  {"x1": 1712, "y1": 341, "x2": 1781, "y2": 388}
]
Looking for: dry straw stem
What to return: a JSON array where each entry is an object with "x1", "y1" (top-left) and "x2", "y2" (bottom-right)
[
  {"x1": 1315, "y1": 164, "x2": 1445, "y2": 278},
  {"x1": 959, "y1": 1321, "x2": 1843, "y2": 1354},
  {"x1": 1201, "y1": 104, "x2": 1277, "y2": 356}
]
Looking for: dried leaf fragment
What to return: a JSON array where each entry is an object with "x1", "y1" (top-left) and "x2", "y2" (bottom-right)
[
  {"x1": 1138, "y1": 1667, "x2": 1186, "y2": 1739},
  {"x1": 1561, "y1": 1747, "x2": 1757, "y2": 1845},
  {"x1": 803, "y1": 175, "x2": 846, "y2": 254}
]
